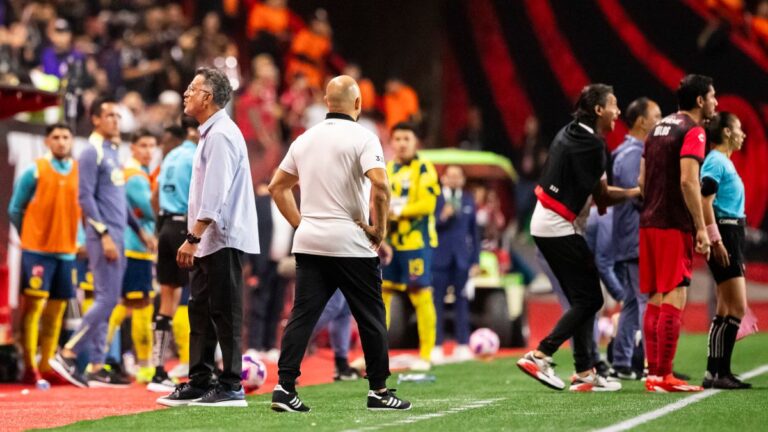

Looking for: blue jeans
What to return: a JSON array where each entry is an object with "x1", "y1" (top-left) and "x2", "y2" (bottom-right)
[
  {"x1": 312, "y1": 290, "x2": 352, "y2": 359},
  {"x1": 611, "y1": 260, "x2": 647, "y2": 368}
]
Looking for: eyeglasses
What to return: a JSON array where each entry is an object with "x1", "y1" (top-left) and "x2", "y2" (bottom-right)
[{"x1": 186, "y1": 85, "x2": 212, "y2": 96}]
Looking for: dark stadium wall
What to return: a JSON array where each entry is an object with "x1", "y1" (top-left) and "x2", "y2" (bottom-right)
[{"x1": 444, "y1": 0, "x2": 768, "y2": 230}]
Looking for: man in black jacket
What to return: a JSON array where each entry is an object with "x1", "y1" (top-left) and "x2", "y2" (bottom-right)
[{"x1": 516, "y1": 84, "x2": 640, "y2": 392}]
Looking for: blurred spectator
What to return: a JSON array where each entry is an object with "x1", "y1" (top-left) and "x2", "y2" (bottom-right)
[
  {"x1": 247, "y1": 0, "x2": 299, "y2": 66},
  {"x1": 343, "y1": 63, "x2": 377, "y2": 112},
  {"x1": 384, "y1": 77, "x2": 420, "y2": 130},
  {"x1": 40, "y1": 18, "x2": 84, "y2": 79},
  {"x1": 457, "y1": 106, "x2": 485, "y2": 151},
  {"x1": 195, "y1": 12, "x2": 230, "y2": 69},
  {"x1": 118, "y1": 91, "x2": 146, "y2": 134},
  {"x1": 285, "y1": 9, "x2": 332, "y2": 89},
  {"x1": 514, "y1": 115, "x2": 549, "y2": 232},
  {"x1": 474, "y1": 186, "x2": 506, "y2": 249},
  {"x1": 751, "y1": 0, "x2": 768, "y2": 49},
  {"x1": 280, "y1": 72, "x2": 312, "y2": 140}
]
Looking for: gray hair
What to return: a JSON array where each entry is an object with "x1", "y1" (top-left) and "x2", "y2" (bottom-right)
[{"x1": 195, "y1": 67, "x2": 232, "y2": 107}]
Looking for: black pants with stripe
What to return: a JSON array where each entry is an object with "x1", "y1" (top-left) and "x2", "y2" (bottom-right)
[
  {"x1": 534, "y1": 234, "x2": 604, "y2": 373},
  {"x1": 278, "y1": 253, "x2": 391, "y2": 390}
]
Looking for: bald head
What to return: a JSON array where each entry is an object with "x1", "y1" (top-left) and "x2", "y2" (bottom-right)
[{"x1": 325, "y1": 75, "x2": 362, "y2": 117}]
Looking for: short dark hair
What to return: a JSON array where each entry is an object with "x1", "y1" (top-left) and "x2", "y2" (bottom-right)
[
  {"x1": 677, "y1": 74, "x2": 714, "y2": 111},
  {"x1": 391, "y1": 121, "x2": 419, "y2": 137},
  {"x1": 130, "y1": 128, "x2": 155, "y2": 144},
  {"x1": 705, "y1": 111, "x2": 737, "y2": 146},
  {"x1": 181, "y1": 115, "x2": 199, "y2": 131},
  {"x1": 195, "y1": 67, "x2": 233, "y2": 107},
  {"x1": 45, "y1": 122, "x2": 72, "y2": 136},
  {"x1": 625, "y1": 97, "x2": 651, "y2": 128},
  {"x1": 90, "y1": 95, "x2": 118, "y2": 118},
  {"x1": 164, "y1": 125, "x2": 186, "y2": 141},
  {"x1": 572, "y1": 83, "x2": 614, "y2": 126}
]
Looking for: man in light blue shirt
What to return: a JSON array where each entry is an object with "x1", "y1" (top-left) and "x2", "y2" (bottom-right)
[
  {"x1": 158, "y1": 67, "x2": 259, "y2": 408},
  {"x1": 611, "y1": 97, "x2": 661, "y2": 379}
]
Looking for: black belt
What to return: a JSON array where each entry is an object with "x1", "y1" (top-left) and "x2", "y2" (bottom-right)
[
  {"x1": 717, "y1": 217, "x2": 745, "y2": 226},
  {"x1": 159, "y1": 212, "x2": 187, "y2": 222}
]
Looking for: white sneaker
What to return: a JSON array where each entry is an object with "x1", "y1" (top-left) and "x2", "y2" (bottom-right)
[
  {"x1": 431, "y1": 346, "x2": 446, "y2": 365},
  {"x1": 451, "y1": 345, "x2": 474, "y2": 362},
  {"x1": 569, "y1": 372, "x2": 622, "y2": 392},
  {"x1": 516, "y1": 351, "x2": 565, "y2": 390},
  {"x1": 410, "y1": 358, "x2": 432, "y2": 371},
  {"x1": 168, "y1": 363, "x2": 189, "y2": 379}
]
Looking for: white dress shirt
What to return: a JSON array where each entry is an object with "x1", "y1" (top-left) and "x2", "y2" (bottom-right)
[{"x1": 188, "y1": 109, "x2": 260, "y2": 257}]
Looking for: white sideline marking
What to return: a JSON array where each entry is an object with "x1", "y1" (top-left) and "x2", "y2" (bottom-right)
[
  {"x1": 341, "y1": 398, "x2": 504, "y2": 432},
  {"x1": 594, "y1": 364, "x2": 768, "y2": 432}
]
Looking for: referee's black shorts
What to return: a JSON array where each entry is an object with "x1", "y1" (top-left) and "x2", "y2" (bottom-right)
[
  {"x1": 157, "y1": 213, "x2": 189, "y2": 287},
  {"x1": 707, "y1": 218, "x2": 746, "y2": 285}
]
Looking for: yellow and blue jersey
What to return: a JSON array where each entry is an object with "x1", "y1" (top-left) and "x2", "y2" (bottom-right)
[
  {"x1": 124, "y1": 158, "x2": 155, "y2": 260},
  {"x1": 386, "y1": 158, "x2": 440, "y2": 251}
]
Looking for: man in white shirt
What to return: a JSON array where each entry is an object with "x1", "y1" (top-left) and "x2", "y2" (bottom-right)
[
  {"x1": 268, "y1": 75, "x2": 412, "y2": 412},
  {"x1": 157, "y1": 67, "x2": 260, "y2": 408}
]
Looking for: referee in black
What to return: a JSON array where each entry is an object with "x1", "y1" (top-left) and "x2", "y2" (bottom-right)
[{"x1": 268, "y1": 75, "x2": 411, "y2": 412}]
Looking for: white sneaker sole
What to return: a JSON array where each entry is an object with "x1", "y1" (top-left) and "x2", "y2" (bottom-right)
[
  {"x1": 156, "y1": 396, "x2": 201, "y2": 407},
  {"x1": 148, "y1": 382, "x2": 177, "y2": 393},
  {"x1": 368, "y1": 405, "x2": 413, "y2": 411},
  {"x1": 271, "y1": 402, "x2": 310, "y2": 413},
  {"x1": 48, "y1": 359, "x2": 88, "y2": 388},
  {"x1": 187, "y1": 399, "x2": 248, "y2": 407},
  {"x1": 516, "y1": 358, "x2": 565, "y2": 391}
]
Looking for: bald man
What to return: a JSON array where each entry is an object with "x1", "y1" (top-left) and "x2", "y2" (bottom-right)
[{"x1": 268, "y1": 76, "x2": 412, "y2": 412}]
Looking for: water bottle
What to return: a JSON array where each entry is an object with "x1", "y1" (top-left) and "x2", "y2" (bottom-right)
[{"x1": 36, "y1": 379, "x2": 51, "y2": 391}]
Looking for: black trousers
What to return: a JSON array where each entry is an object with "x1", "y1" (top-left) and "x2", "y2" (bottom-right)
[
  {"x1": 188, "y1": 247, "x2": 244, "y2": 390},
  {"x1": 278, "y1": 253, "x2": 390, "y2": 390},
  {"x1": 534, "y1": 235, "x2": 604, "y2": 373},
  {"x1": 248, "y1": 259, "x2": 286, "y2": 350}
]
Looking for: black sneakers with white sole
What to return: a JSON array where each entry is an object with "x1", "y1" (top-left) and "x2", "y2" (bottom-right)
[
  {"x1": 367, "y1": 389, "x2": 412, "y2": 411},
  {"x1": 271, "y1": 385, "x2": 311, "y2": 412}
]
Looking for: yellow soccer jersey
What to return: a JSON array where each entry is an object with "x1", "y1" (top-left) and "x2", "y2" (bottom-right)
[{"x1": 386, "y1": 158, "x2": 440, "y2": 251}]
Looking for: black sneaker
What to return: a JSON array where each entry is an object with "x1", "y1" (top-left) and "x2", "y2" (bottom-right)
[
  {"x1": 702, "y1": 371, "x2": 716, "y2": 389},
  {"x1": 147, "y1": 370, "x2": 176, "y2": 393},
  {"x1": 48, "y1": 353, "x2": 88, "y2": 388},
  {"x1": 87, "y1": 367, "x2": 131, "y2": 388},
  {"x1": 271, "y1": 385, "x2": 311, "y2": 412},
  {"x1": 156, "y1": 382, "x2": 208, "y2": 407},
  {"x1": 188, "y1": 384, "x2": 247, "y2": 407},
  {"x1": 367, "y1": 389, "x2": 412, "y2": 411},
  {"x1": 595, "y1": 360, "x2": 611, "y2": 378},
  {"x1": 334, "y1": 366, "x2": 361, "y2": 381},
  {"x1": 713, "y1": 374, "x2": 752, "y2": 390},
  {"x1": 610, "y1": 366, "x2": 639, "y2": 380}
]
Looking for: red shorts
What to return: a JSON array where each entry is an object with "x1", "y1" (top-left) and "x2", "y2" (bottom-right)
[{"x1": 639, "y1": 227, "x2": 693, "y2": 294}]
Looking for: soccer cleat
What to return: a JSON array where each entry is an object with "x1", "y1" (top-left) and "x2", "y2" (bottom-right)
[
  {"x1": 147, "y1": 370, "x2": 177, "y2": 393},
  {"x1": 702, "y1": 371, "x2": 715, "y2": 389},
  {"x1": 713, "y1": 374, "x2": 752, "y2": 390},
  {"x1": 334, "y1": 366, "x2": 361, "y2": 381},
  {"x1": 610, "y1": 366, "x2": 639, "y2": 380},
  {"x1": 271, "y1": 385, "x2": 311, "y2": 412},
  {"x1": 516, "y1": 351, "x2": 565, "y2": 391},
  {"x1": 649, "y1": 374, "x2": 703, "y2": 392},
  {"x1": 48, "y1": 353, "x2": 89, "y2": 388},
  {"x1": 645, "y1": 375, "x2": 661, "y2": 392},
  {"x1": 367, "y1": 389, "x2": 412, "y2": 411},
  {"x1": 87, "y1": 367, "x2": 131, "y2": 388},
  {"x1": 569, "y1": 372, "x2": 622, "y2": 392},
  {"x1": 594, "y1": 360, "x2": 611, "y2": 378},
  {"x1": 156, "y1": 382, "x2": 208, "y2": 407},
  {"x1": 188, "y1": 385, "x2": 248, "y2": 407}
]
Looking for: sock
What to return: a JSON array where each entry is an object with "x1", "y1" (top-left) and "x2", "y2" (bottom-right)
[
  {"x1": 657, "y1": 303, "x2": 682, "y2": 378},
  {"x1": 706, "y1": 315, "x2": 725, "y2": 377},
  {"x1": 21, "y1": 295, "x2": 47, "y2": 373},
  {"x1": 107, "y1": 304, "x2": 128, "y2": 346},
  {"x1": 132, "y1": 304, "x2": 154, "y2": 364},
  {"x1": 279, "y1": 379, "x2": 296, "y2": 393},
  {"x1": 408, "y1": 289, "x2": 437, "y2": 362},
  {"x1": 172, "y1": 306, "x2": 190, "y2": 364},
  {"x1": 152, "y1": 315, "x2": 173, "y2": 374},
  {"x1": 335, "y1": 356, "x2": 349, "y2": 371},
  {"x1": 643, "y1": 303, "x2": 661, "y2": 377},
  {"x1": 381, "y1": 290, "x2": 393, "y2": 329},
  {"x1": 720, "y1": 315, "x2": 741, "y2": 377},
  {"x1": 38, "y1": 299, "x2": 67, "y2": 373}
]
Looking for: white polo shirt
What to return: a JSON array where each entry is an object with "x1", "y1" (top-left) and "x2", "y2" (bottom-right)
[{"x1": 278, "y1": 112, "x2": 386, "y2": 257}]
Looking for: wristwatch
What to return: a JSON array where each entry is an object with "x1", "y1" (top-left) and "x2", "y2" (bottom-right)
[{"x1": 186, "y1": 232, "x2": 202, "y2": 244}]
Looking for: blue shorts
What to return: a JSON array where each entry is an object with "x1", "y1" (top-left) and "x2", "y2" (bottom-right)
[
  {"x1": 21, "y1": 251, "x2": 75, "y2": 299},
  {"x1": 75, "y1": 258, "x2": 93, "y2": 292},
  {"x1": 180, "y1": 284, "x2": 191, "y2": 306},
  {"x1": 382, "y1": 248, "x2": 433, "y2": 290},
  {"x1": 122, "y1": 258, "x2": 154, "y2": 300}
]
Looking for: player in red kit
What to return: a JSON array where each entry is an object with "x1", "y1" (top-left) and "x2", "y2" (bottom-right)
[{"x1": 639, "y1": 74, "x2": 717, "y2": 393}]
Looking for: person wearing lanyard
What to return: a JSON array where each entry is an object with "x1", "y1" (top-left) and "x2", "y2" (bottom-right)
[
  {"x1": 700, "y1": 112, "x2": 751, "y2": 390},
  {"x1": 157, "y1": 67, "x2": 259, "y2": 407},
  {"x1": 148, "y1": 118, "x2": 199, "y2": 393}
]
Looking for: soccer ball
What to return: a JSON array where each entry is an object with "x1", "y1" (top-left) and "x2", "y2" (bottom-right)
[
  {"x1": 241, "y1": 355, "x2": 267, "y2": 393},
  {"x1": 469, "y1": 328, "x2": 500, "y2": 358}
]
